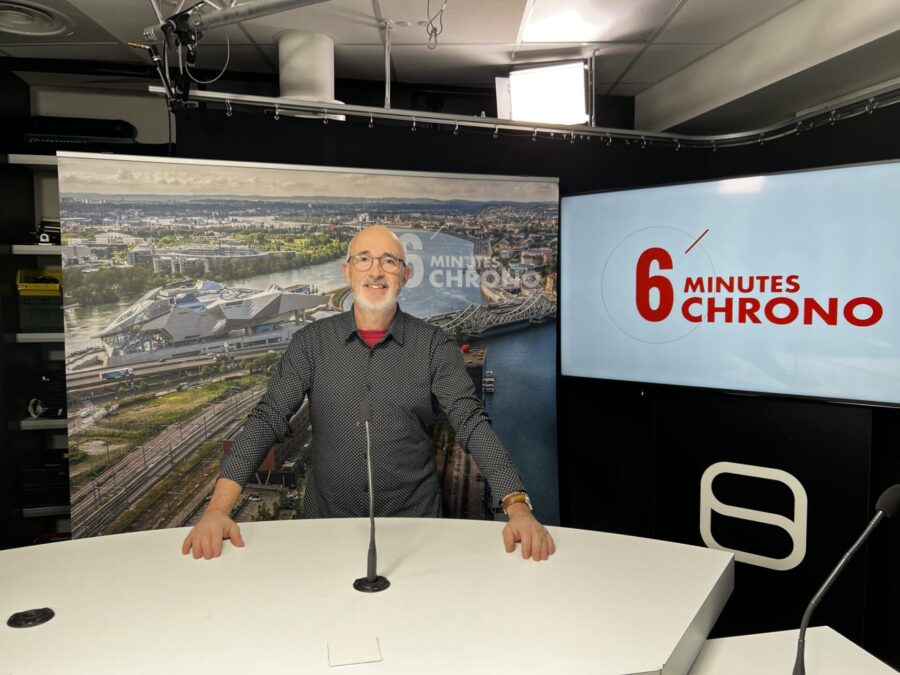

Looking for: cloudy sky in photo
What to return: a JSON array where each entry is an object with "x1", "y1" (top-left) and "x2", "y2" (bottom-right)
[{"x1": 58, "y1": 155, "x2": 558, "y2": 203}]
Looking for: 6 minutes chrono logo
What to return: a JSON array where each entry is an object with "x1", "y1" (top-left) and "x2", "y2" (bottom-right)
[{"x1": 601, "y1": 226, "x2": 883, "y2": 344}]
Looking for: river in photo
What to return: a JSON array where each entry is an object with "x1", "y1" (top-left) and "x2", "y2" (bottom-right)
[{"x1": 473, "y1": 321, "x2": 559, "y2": 525}]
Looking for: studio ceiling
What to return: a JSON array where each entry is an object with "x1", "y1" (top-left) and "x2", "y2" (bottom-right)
[{"x1": 2, "y1": 0, "x2": 900, "y2": 133}]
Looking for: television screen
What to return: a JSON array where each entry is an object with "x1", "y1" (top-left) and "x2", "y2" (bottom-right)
[{"x1": 561, "y1": 161, "x2": 900, "y2": 406}]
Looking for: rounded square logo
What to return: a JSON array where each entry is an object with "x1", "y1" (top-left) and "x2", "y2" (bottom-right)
[{"x1": 700, "y1": 461, "x2": 807, "y2": 571}]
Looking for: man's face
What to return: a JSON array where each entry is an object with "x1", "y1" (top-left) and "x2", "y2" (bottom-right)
[{"x1": 343, "y1": 227, "x2": 412, "y2": 313}]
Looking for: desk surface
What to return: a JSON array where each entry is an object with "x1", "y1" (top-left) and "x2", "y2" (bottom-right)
[
  {"x1": 690, "y1": 626, "x2": 898, "y2": 675},
  {"x1": 1, "y1": 519, "x2": 732, "y2": 674}
]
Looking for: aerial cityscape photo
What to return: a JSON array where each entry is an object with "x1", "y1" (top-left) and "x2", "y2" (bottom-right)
[{"x1": 58, "y1": 155, "x2": 560, "y2": 538}]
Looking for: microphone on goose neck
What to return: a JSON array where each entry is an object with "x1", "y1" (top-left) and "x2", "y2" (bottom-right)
[
  {"x1": 792, "y1": 484, "x2": 900, "y2": 675},
  {"x1": 353, "y1": 399, "x2": 390, "y2": 593}
]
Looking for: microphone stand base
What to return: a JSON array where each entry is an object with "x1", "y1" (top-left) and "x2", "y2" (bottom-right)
[{"x1": 353, "y1": 575, "x2": 390, "y2": 593}]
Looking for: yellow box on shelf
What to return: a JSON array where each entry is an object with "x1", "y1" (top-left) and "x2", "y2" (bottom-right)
[{"x1": 16, "y1": 268, "x2": 62, "y2": 296}]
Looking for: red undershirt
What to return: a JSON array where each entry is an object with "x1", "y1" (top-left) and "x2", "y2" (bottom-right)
[{"x1": 358, "y1": 329, "x2": 387, "y2": 348}]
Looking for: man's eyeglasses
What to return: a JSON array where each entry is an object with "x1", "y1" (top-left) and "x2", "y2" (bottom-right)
[{"x1": 347, "y1": 253, "x2": 406, "y2": 273}]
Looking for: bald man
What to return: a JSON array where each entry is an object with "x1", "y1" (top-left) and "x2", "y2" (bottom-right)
[{"x1": 183, "y1": 225, "x2": 555, "y2": 562}]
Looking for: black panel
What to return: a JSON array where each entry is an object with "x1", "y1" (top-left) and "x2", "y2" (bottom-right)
[
  {"x1": 0, "y1": 165, "x2": 36, "y2": 549},
  {"x1": 654, "y1": 391, "x2": 871, "y2": 641},
  {"x1": 0, "y1": 72, "x2": 29, "y2": 149},
  {"x1": 557, "y1": 377, "x2": 654, "y2": 535}
]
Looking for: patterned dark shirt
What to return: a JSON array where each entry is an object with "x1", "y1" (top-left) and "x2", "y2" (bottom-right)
[{"x1": 220, "y1": 306, "x2": 526, "y2": 517}]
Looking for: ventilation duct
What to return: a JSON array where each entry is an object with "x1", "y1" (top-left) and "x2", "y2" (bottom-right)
[{"x1": 277, "y1": 30, "x2": 342, "y2": 108}]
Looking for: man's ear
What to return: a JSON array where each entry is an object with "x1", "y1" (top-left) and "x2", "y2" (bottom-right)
[{"x1": 402, "y1": 263, "x2": 412, "y2": 286}]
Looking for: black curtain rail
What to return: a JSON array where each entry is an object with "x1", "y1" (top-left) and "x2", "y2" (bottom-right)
[{"x1": 149, "y1": 84, "x2": 900, "y2": 151}]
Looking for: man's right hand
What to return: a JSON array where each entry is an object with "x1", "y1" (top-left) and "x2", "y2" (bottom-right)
[{"x1": 181, "y1": 513, "x2": 245, "y2": 560}]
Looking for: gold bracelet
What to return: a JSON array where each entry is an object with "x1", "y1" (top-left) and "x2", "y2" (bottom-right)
[{"x1": 501, "y1": 491, "x2": 532, "y2": 514}]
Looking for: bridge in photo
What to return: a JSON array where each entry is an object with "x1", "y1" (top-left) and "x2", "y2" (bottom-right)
[{"x1": 427, "y1": 293, "x2": 557, "y2": 336}]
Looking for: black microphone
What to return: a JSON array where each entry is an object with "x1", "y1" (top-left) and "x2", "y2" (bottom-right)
[
  {"x1": 353, "y1": 399, "x2": 389, "y2": 593},
  {"x1": 792, "y1": 484, "x2": 900, "y2": 675}
]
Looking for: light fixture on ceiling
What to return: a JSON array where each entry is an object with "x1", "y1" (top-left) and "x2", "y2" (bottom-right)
[
  {"x1": 497, "y1": 61, "x2": 588, "y2": 126},
  {"x1": 0, "y1": 1, "x2": 70, "y2": 37},
  {"x1": 521, "y1": 3, "x2": 612, "y2": 43}
]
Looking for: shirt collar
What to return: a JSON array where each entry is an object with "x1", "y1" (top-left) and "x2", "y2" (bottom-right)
[{"x1": 340, "y1": 304, "x2": 407, "y2": 346}]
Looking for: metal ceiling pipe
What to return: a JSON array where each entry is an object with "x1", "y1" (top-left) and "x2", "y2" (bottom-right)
[
  {"x1": 277, "y1": 31, "x2": 335, "y2": 102},
  {"x1": 383, "y1": 22, "x2": 391, "y2": 109},
  {"x1": 142, "y1": 0, "x2": 331, "y2": 43}
]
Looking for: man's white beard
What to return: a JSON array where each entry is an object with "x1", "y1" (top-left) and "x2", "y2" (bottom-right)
[{"x1": 354, "y1": 284, "x2": 400, "y2": 313}]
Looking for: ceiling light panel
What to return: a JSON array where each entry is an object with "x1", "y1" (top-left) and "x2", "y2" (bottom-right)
[
  {"x1": 508, "y1": 61, "x2": 587, "y2": 124},
  {"x1": 510, "y1": 42, "x2": 641, "y2": 84},
  {"x1": 522, "y1": 0, "x2": 679, "y2": 44}
]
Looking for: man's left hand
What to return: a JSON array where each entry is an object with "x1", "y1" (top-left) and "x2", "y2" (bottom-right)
[{"x1": 502, "y1": 504, "x2": 556, "y2": 561}]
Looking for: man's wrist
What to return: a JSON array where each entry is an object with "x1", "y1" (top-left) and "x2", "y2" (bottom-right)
[
  {"x1": 501, "y1": 490, "x2": 532, "y2": 515},
  {"x1": 505, "y1": 501, "x2": 532, "y2": 517}
]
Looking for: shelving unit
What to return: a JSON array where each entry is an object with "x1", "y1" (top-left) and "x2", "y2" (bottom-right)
[
  {"x1": 22, "y1": 505, "x2": 69, "y2": 518},
  {"x1": 15, "y1": 333, "x2": 64, "y2": 343},
  {"x1": 17, "y1": 418, "x2": 68, "y2": 431},
  {"x1": 1, "y1": 152, "x2": 70, "y2": 547},
  {"x1": 7, "y1": 154, "x2": 58, "y2": 170},
  {"x1": 11, "y1": 244, "x2": 63, "y2": 256}
]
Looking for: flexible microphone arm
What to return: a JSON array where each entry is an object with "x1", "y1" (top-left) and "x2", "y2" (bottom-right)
[
  {"x1": 792, "y1": 484, "x2": 900, "y2": 675},
  {"x1": 353, "y1": 400, "x2": 390, "y2": 593},
  {"x1": 364, "y1": 413, "x2": 377, "y2": 582}
]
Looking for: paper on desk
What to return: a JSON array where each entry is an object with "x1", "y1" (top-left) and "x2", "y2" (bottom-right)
[{"x1": 327, "y1": 636, "x2": 383, "y2": 667}]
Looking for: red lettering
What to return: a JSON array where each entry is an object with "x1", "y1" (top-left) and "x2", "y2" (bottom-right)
[
  {"x1": 738, "y1": 297, "x2": 762, "y2": 324},
  {"x1": 683, "y1": 277, "x2": 705, "y2": 293},
  {"x1": 764, "y1": 298, "x2": 799, "y2": 325},
  {"x1": 737, "y1": 277, "x2": 754, "y2": 293},
  {"x1": 715, "y1": 277, "x2": 734, "y2": 292},
  {"x1": 844, "y1": 297, "x2": 883, "y2": 327},
  {"x1": 682, "y1": 298, "x2": 703, "y2": 323},
  {"x1": 803, "y1": 298, "x2": 838, "y2": 325},
  {"x1": 707, "y1": 297, "x2": 734, "y2": 323},
  {"x1": 636, "y1": 248, "x2": 673, "y2": 322},
  {"x1": 785, "y1": 275, "x2": 800, "y2": 293}
]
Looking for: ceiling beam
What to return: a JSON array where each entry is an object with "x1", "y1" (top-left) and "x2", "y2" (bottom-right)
[{"x1": 635, "y1": 0, "x2": 900, "y2": 131}]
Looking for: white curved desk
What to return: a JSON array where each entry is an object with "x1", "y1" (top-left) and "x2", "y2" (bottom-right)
[
  {"x1": 1, "y1": 519, "x2": 733, "y2": 674},
  {"x1": 690, "y1": 626, "x2": 898, "y2": 675}
]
